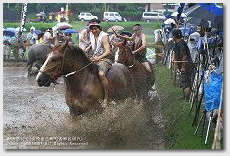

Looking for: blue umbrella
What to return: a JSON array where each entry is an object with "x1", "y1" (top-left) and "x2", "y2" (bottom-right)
[
  {"x1": 34, "y1": 30, "x2": 42, "y2": 35},
  {"x1": 3, "y1": 28, "x2": 16, "y2": 37},
  {"x1": 62, "y1": 29, "x2": 78, "y2": 34}
]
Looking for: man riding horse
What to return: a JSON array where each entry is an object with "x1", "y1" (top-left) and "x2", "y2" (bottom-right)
[
  {"x1": 117, "y1": 24, "x2": 152, "y2": 73},
  {"x1": 87, "y1": 19, "x2": 113, "y2": 105}
]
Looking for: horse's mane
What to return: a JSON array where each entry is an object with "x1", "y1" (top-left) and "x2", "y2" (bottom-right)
[{"x1": 67, "y1": 44, "x2": 99, "y2": 74}]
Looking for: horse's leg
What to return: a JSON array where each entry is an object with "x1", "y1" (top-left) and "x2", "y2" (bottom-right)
[{"x1": 27, "y1": 63, "x2": 33, "y2": 77}]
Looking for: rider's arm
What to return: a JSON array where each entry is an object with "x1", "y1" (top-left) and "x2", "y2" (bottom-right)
[
  {"x1": 118, "y1": 33, "x2": 136, "y2": 41},
  {"x1": 98, "y1": 35, "x2": 111, "y2": 60},
  {"x1": 133, "y1": 34, "x2": 147, "y2": 54}
]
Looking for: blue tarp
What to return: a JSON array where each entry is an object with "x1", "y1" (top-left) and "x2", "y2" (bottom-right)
[
  {"x1": 198, "y1": 3, "x2": 223, "y2": 16},
  {"x1": 3, "y1": 28, "x2": 16, "y2": 37},
  {"x1": 204, "y1": 71, "x2": 223, "y2": 112}
]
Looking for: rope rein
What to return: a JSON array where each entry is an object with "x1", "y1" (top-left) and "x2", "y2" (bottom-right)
[{"x1": 64, "y1": 62, "x2": 94, "y2": 78}]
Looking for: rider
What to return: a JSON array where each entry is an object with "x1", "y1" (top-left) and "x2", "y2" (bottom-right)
[
  {"x1": 79, "y1": 25, "x2": 90, "y2": 51},
  {"x1": 118, "y1": 24, "x2": 152, "y2": 72},
  {"x1": 88, "y1": 19, "x2": 113, "y2": 106}
]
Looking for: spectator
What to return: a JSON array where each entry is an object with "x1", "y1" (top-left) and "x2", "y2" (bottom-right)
[
  {"x1": 172, "y1": 29, "x2": 193, "y2": 101},
  {"x1": 27, "y1": 26, "x2": 38, "y2": 45}
]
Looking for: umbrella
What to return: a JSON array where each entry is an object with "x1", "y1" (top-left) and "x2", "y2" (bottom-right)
[
  {"x1": 15, "y1": 27, "x2": 27, "y2": 32},
  {"x1": 3, "y1": 28, "x2": 16, "y2": 37},
  {"x1": 62, "y1": 29, "x2": 78, "y2": 34},
  {"x1": 184, "y1": 3, "x2": 223, "y2": 29},
  {"x1": 56, "y1": 22, "x2": 72, "y2": 30},
  {"x1": 171, "y1": 12, "x2": 187, "y2": 18},
  {"x1": 164, "y1": 18, "x2": 176, "y2": 25},
  {"x1": 34, "y1": 30, "x2": 42, "y2": 35},
  {"x1": 107, "y1": 25, "x2": 124, "y2": 33}
]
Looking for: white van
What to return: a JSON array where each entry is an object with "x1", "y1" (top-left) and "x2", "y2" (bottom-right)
[
  {"x1": 103, "y1": 12, "x2": 122, "y2": 22},
  {"x1": 142, "y1": 12, "x2": 166, "y2": 22},
  {"x1": 78, "y1": 12, "x2": 98, "y2": 21}
]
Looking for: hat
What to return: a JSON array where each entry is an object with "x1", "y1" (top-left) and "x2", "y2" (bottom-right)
[
  {"x1": 89, "y1": 21, "x2": 101, "y2": 28},
  {"x1": 88, "y1": 19, "x2": 102, "y2": 29},
  {"x1": 172, "y1": 29, "x2": 183, "y2": 39},
  {"x1": 30, "y1": 26, "x2": 35, "y2": 31},
  {"x1": 46, "y1": 28, "x2": 52, "y2": 32}
]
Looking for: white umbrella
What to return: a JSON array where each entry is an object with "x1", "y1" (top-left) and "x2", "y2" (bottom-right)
[
  {"x1": 164, "y1": 18, "x2": 176, "y2": 25},
  {"x1": 171, "y1": 12, "x2": 187, "y2": 18},
  {"x1": 15, "y1": 27, "x2": 27, "y2": 32},
  {"x1": 107, "y1": 25, "x2": 124, "y2": 33},
  {"x1": 55, "y1": 22, "x2": 72, "y2": 30},
  {"x1": 56, "y1": 22, "x2": 72, "y2": 27}
]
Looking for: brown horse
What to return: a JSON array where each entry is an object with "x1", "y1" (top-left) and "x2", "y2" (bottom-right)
[
  {"x1": 36, "y1": 41, "x2": 136, "y2": 116},
  {"x1": 113, "y1": 39, "x2": 155, "y2": 100}
]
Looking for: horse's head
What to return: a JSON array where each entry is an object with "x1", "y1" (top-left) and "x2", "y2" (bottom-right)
[
  {"x1": 112, "y1": 37, "x2": 135, "y2": 67},
  {"x1": 36, "y1": 40, "x2": 69, "y2": 87}
]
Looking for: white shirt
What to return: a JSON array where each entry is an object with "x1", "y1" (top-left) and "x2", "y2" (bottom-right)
[{"x1": 89, "y1": 31, "x2": 108, "y2": 56}]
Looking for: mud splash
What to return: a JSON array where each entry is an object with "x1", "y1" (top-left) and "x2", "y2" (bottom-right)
[{"x1": 3, "y1": 67, "x2": 165, "y2": 149}]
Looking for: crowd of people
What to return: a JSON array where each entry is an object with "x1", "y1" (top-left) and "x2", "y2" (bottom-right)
[
  {"x1": 3, "y1": 26, "x2": 75, "y2": 62},
  {"x1": 155, "y1": 15, "x2": 224, "y2": 102}
]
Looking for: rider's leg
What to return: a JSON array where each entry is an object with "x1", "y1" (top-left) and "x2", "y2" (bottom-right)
[
  {"x1": 142, "y1": 62, "x2": 152, "y2": 72},
  {"x1": 98, "y1": 70, "x2": 109, "y2": 105}
]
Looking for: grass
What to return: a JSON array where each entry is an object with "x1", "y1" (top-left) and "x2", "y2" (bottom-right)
[{"x1": 155, "y1": 64, "x2": 216, "y2": 149}]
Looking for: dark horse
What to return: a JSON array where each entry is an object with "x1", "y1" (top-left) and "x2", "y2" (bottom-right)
[
  {"x1": 36, "y1": 41, "x2": 136, "y2": 116},
  {"x1": 113, "y1": 38, "x2": 155, "y2": 100},
  {"x1": 26, "y1": 44, "x2": 52, "y2": 76}
]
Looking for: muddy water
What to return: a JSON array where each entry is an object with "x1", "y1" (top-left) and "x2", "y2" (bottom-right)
[{"x1": 3, "y1": 67, "x2": 165, "y2": 150}]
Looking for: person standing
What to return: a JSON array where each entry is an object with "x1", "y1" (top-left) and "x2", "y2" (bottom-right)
[
  {"x1": 27, "y1": 26, "x2": 38, "y2": 45},
  {"x1": 43, "y1": 28, "x2": 54, "y2": 47},
  {"x1": 172, "y1": 29, "x2": 193, "y2": 101},
  {"x1": 10, "y1": 31, "x2": 27, "y2": 62}
]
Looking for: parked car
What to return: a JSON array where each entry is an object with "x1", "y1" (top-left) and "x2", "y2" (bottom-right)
[
  {"x1": 78, "y1": 12, "x2": 98, "y2": 21},
  {"x1": 141, "y1": 12, "x2": 166, "y2": 22},
  {"x1": 103, "y1": 12, "x2": 122, "y2": 22}
]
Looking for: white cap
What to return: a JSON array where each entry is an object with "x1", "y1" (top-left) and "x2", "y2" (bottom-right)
[{"x1": 30, "y1": 26, "x2": 35, "y2": 31}]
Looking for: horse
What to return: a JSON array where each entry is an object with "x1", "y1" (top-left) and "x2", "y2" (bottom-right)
[
  {"x1": 26, "y1": 44, "x2": 52, "y2": 76},
  {"x1": 112, "y1": 38, "x2": 155, "y2": 101},
  {"x1": 36, "y1": 41, "x2": 136, "y2": 116}
]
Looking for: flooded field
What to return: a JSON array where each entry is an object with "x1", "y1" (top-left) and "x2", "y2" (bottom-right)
[{"x1": 3, "y1": 66, "x2": 165, "y2": 150}]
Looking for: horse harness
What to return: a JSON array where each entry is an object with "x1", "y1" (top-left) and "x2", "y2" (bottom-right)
[{"x1": 39, "y1": 46, "x2": 94, "y2": 82}]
